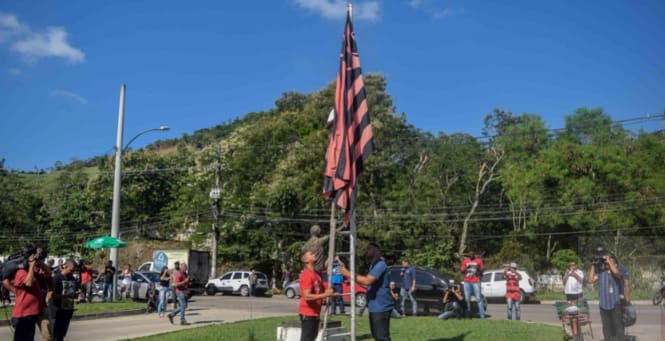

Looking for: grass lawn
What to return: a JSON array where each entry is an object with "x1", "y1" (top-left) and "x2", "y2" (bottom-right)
[
  {"x1": 130, "y1": 315, "x2": 564, "y2": 341},
  {"x1": 73, "y1": 301, "x2": 145, "y2": 315}
]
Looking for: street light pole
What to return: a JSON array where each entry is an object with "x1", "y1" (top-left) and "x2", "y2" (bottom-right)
[
  {"x1": 110, "y1": 84, "x2": 169, "y2": 301},
  {"x1": 209, "y1": 144, "x2": 222, "y2": 279},
  {"x1": 110, "y1": 85, "x2": 126, "y2": 302}
]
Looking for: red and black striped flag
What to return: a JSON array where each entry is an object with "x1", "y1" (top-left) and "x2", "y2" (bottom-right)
[{"x1": 323, "y1": 10, "x2": 374, "y2": 220}]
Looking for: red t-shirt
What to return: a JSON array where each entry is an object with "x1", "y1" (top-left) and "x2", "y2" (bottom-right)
[
  {"x1": 12, "y1": 268, "x2": 44, "y2": 318},
  {"x1": 175, "y1": 271, "x2": 188, "y2": 293},
  {"x1": 298, "y1": 268, "x2": 323, "y2": 317},
  {"x1": 80, "y1": 267, "x2": 93, "y2": 285},
  {"x1": 461, "y1": 257, "x2": 484, "y2": 283}
]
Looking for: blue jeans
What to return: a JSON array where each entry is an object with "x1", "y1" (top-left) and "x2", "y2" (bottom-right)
[
  {"x1": 332, "y1": 283, "x2": 345, "y2": 314},
  {"x1": 102, "y1": 282, "x2": 114, "y2": 302},
  {"x1": 157, "y1": 285, "x2": 169, "y2": 315},
  {"x1": 463, "y1": 282, "x2": 484, "y2": 319},
  {"x1": 399, "y1": 287, "x2": 417, "y2": 315},
  {"x1": 169, "y1": 292, "x2": 187, "y2": 322},
  {"x1": 438, "y1": 302, "x2": 463, "y2": 320},
  {"x1": 506, "y1": 297, "x2": 520, "y2": 320}
]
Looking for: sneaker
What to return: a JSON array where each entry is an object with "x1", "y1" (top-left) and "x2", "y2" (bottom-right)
[
  {"x1": 180, "y1": 320, "x2": 190, "y2": 326},
  {"x1": 167, "y1": 314, "x2": 174, "y2": 325}
]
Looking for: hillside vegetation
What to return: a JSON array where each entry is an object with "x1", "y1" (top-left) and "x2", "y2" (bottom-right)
[{"x1": 1, "y1": 74, "x2": 664, "y2": 282}]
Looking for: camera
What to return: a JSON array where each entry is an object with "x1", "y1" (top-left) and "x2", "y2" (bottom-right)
[
  {"x1": 0, "y1": 245, "x2": 47, "y2": 280},
  {"x1": 592, "y1": 248, "x2": 613, "y2": 274}
]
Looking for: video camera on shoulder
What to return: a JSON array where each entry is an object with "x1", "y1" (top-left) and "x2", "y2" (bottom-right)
[
  {"x1": 591, "y1": 247, "x2": 615, "y2": 274},
  {"x1": 0, "y1": 245, "x2": 47, "y2": 280}
]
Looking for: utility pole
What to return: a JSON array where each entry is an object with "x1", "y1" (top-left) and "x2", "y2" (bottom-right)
[{"x1": 209, "y1": 144, "x2": 222, "y2": 279}]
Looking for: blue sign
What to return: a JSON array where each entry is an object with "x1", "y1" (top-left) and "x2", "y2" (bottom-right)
[{"x1": 153, "y1": 251, "x2": 168, "y2": 271}]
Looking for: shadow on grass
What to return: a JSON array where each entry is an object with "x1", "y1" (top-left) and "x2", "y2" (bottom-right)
[
  {"x1": 426, "y1": 331, "x2": 472, "y2": 341},
  {"x1": 357, "y1": 334, "x2": 373, "y2": 340}
]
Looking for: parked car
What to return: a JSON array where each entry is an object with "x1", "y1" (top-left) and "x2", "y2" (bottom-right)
[
  {"x1": 283, "y1": 278, "x2": 367, "y2": 308},
  {"x1": 117, "y1": 271, "x2": 175, "y2": 301},
  {"x1": 206, "y1": 270, "x2": 269, "y2": 296},
  {"x1": 480, "y1": 269, "x2": 537, "y2": 302},
  {"x1": 388, "y1": 265, "x2": 456, "y2": 314},
  {"x1": 284, "y1": 280, "x2": 300, "y2": 299}
]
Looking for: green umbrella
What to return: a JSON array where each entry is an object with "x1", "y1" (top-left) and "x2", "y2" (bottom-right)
[{"x1": 84, "y1": 235, "x2": 128, "y2": 249}]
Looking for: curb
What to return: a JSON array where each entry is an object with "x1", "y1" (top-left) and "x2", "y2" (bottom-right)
[{"x1": 0, "y1": 309, "x2": 145, "y2": 327}]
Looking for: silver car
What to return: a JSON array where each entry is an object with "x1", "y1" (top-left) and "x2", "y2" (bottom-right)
[
  {"x1": 118, "y1": 271, "x2": 174, "y2": 301},
  {"x1": 284, "y1": 280, "x2": 300, "y2": 299}
]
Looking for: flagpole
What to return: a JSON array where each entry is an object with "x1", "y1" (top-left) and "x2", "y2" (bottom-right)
[
  {"x1": 322, "y1": 201, "x2": 336, "y2": 336},
  {"x1": 347, "y1": 5, "x2": 357, "y2": 340}
]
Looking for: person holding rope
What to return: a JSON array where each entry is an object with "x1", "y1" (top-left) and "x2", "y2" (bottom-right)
[{"x1": 298, "y1": 249, "x2": 334, "y2": 341}]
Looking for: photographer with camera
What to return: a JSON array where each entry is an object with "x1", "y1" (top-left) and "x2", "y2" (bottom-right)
[
  {"x1": 563, "y1": 261, "x2": 584, "y2": 302},
  {"x1": 587, "y1": 250, "x2": 630, "y2": 341},
  {"x1": 3, "y1": 247, "x2": 52, "y2": 341},
  {"x1": 437, "y1": 283, "x2": 464, "y2": 320},
  {"x1": 504, "y1": 262, "x2": 522, "y2": 320}
]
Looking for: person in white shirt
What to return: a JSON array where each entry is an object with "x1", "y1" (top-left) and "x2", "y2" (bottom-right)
[{"x1": 563, "y1": 261, "x2": 584, "y2": 301}]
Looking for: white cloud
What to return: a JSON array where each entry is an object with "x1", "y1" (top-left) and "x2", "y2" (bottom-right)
[
  {"x1": 0, "y1": 12, "x2": 85, "y2": 64},
  {"x1": 7, "y1": 67, "x2": 21, "y2": 75},
  {"x1": 292, "y1": 0, "x2": 381, "y2": 22},
  {"x1": 407, "y1": 0, "x2": 456, "y2": 20},
  {"x1": 50, "y1": 89, "x2": 88, "y2": 104}
]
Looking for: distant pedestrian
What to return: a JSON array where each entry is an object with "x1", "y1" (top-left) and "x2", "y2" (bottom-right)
[
  {"x1": 504, "y1": 262, "x2": 522, "y2": 320},
  {"x1": 460, "y1": 247, "x2": 485, "y2": 319},
  {"x1": 272, "y1": 269, "x2": 277, "y2": 290},
  {"x1": 119, "y1": 264, "x2": 133, "y2": 300},
  {"x1": 298, "y1": 250, "x2": 334, "y2": 341},
  {"x1": 563, "y1": 261, "x2": 584, "y2": 302},
  {"x1": 399, "y1": 259, "x2": 417, "y2": 316},
  {"x1": 249, "y1": 269, "x2": 257, "y2": 297},
  {"x1": 339, "y1": 243, "x2": 393, "y2": 341},
  {"x1": 97, "y1": 260, "x2": 116, "y2": 303},
  {"x1": 331, "y1": 256, "x2": 345, "y2": 315},
  {"x1": 157, "y1": 266, "x2": 170, "y2": 317},
  {"x1": 49, "y1": 259, "x2": 78, "y2": 341},
  {"x1": 282, "y1": 265, "x2": 290, "y2": 289},
  {"x1": 78, "y1": 261, "x2": 94, "y2": 303},
  {"x1": 167, "y1": 262, "x2": 190, "y2": 326}
]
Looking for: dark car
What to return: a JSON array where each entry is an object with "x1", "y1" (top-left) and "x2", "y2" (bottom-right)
[{"x1": 388, "y1": 265, "x2": 455, "y2": 315}]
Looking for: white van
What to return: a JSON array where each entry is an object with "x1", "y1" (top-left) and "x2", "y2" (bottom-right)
[{"x1": 480, "y1": 269, "x2": 537, "y2": 302}]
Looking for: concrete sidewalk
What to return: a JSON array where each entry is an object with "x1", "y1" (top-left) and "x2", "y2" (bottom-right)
[{"x1": 0, "y1": 305, "x2": 295, "y2": 341}]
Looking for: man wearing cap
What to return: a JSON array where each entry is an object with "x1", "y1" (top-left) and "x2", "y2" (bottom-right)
[{"x1": 504, "y1": 262, "x2": 522, "y2": 320}]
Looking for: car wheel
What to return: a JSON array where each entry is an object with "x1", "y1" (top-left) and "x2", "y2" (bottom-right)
[
  {"x1": 240, "y1": 285, "x2": 250, "y2": 297},
  {"x1": 285, "y1": 288, "x2": 296, "y2": 299},
  {"x1": 206, "y1": 284, "x2": 217, "y2": 296},
  {"x1": 355, "y1": 293, "x2": 367, "y2": 308}
]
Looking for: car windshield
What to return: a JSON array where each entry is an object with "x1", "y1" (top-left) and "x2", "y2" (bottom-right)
[{"x1": 141, "y1": 272, "x2": 160, "y2": 283}]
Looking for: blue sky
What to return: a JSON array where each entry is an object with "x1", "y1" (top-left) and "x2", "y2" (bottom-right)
[{"x1": 1, "y1": 0, "x2": 664, "y2": 171}]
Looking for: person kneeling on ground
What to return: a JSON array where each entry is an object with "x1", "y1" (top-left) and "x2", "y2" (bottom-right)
[{"x1": 438, "y1": 283, "x2": 465, "y2": 320}]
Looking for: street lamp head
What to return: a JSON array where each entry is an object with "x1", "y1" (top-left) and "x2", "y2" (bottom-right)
[{"x1": 159, "y1": 125, "x2": 170, "y2": 131}]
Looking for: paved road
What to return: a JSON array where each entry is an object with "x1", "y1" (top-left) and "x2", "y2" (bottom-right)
[{"x1": 0, "y1": 295, "x2": 662, "y2": 340}]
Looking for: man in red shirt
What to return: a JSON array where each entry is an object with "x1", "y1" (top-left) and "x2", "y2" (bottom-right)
[
  {"x1": 11, "y1": 251, "x2": 52, "y2": 341},
  {"x1": 167, "y1": 262, "x2": 190, "y2": 325},
  {"x1": 299, "y1": 250, "x2": 334, "y2": 341},
  {"x1": 79, "y1": 260, "x2": 94, "y2": 303},
  {"x1": 460, "y1": 247, "x2": 485, "y2": 319}
]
